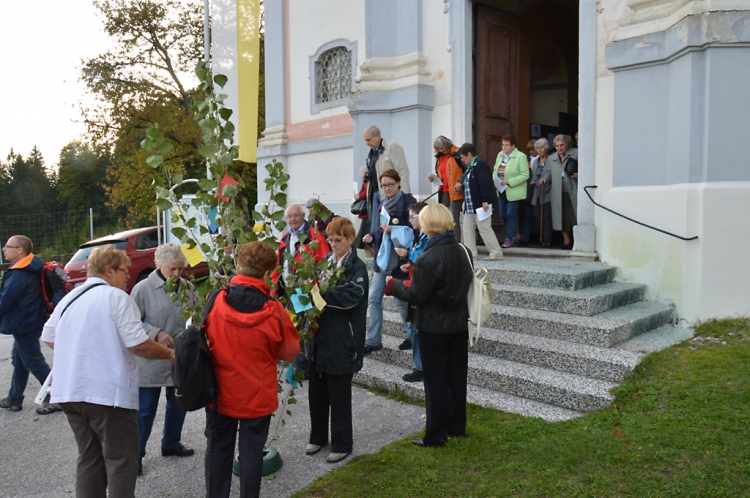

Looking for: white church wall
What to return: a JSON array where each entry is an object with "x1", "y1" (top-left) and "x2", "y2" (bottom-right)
[
  {"x1": 285, "y1": 147, "x2": 355, "y2": 216},
  {"x1": 288, "y1": 0, "x2": 365, "y2": 124}
]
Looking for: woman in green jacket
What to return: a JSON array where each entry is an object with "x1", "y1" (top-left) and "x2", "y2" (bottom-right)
[{"x1": 493, "y1": 134, "x2": 529, "y2": 248}]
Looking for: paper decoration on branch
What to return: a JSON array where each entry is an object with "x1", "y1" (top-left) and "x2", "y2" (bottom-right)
[
  {"x1": 180, "y1": 244, "x2": 205, "y2": 267},
  {"x1": 217, "y1": 174, "x2": 238, "y2": 203}
]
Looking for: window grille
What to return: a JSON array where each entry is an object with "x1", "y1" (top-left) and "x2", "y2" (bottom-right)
[{"x1": 315, "y1": 47, "x2": 352, "y2": 104}]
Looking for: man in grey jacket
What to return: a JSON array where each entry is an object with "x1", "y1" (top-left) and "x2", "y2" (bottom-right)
[{"x1": 130, "y1": 244, "x2": 197, "y2": 476}]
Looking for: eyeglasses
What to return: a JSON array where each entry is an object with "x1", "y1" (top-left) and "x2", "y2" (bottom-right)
[
  {"x1": 115, "y1": 268, "x2": 130, "y2": 277},
  {"x1": 409, "y1": 215, "x2": 419, "y2": 220},
  {"x1": 328, "y1": 237, "x2": 346, "y2": 243},
  {"x1": 286, "y1": 213, "x2": 304, "y2": 219},
  {"x1": 381, "y1": 183, "x2": 397, "y2": 188},
  {"x1": 2, "y1": 245, "x2": 20, "y2": 249}
]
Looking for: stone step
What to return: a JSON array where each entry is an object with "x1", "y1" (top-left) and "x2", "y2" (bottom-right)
[
  {"x1": 354, "y1": 357, "x2": 583, "y2": 422},
  {"x1": 474, "y1": 257, "x2": 617, "y2": 290},
  {"x1": 369, "y1": 334, "x2": 617, "y2": 412},
  {"x1": 378, "y1": 310, "x2": 642, "y2": 382},
  {"x1": 484, "y1": 301, "x2": 674, "y2": 348},
  {"x1": 615, "y1": 324, "x2": 694, "y2": 354},
  {"x1": 490, "y1": 281, "x2": 647, "y2": 316}
]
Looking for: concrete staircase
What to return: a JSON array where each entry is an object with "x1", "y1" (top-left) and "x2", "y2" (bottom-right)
[{"x1": 354, "y1": 257, "x2": 693, "y2": 421}]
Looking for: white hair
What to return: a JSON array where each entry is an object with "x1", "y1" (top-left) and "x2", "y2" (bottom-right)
[
  {"x1": 535, "y1": 138, "x2": 550, "y2": 149},
  {"x1": 154, "y1": 243, "x2": 187, "y2": 267},
  {"x1": 364, "y1": 125, "x2": 381, "y2": 137}
]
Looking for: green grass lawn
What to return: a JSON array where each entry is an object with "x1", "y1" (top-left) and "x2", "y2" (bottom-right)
[{"x1": 294, "y1": 319, "x2": 750, "y2": 498}]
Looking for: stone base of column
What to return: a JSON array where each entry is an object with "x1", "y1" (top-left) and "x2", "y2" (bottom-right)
[{"x1": 573, "y1": 224, "x2": 596, "y2": 254}]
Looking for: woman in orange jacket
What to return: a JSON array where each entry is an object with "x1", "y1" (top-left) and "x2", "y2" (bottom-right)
[{"x1": 428, "y1": 136, "x2": 465, "y2": 242}]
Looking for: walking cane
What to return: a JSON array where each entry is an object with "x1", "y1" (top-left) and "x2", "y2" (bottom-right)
[{"x1": 539, "y1": 182, "x2": 545, "y2": 244}]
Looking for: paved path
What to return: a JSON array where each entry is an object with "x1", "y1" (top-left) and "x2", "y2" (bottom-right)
[{"x1": 0, "y1": 335, "x2": 425, "y2": 497}]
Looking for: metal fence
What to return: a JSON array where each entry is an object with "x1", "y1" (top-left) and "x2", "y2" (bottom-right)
[{"x1": 0, "y1": 207, "x2": 129, "y2": 263}]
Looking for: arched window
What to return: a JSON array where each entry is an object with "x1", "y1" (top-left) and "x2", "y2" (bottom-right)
[{"x1": 310, "y1": 40, "x2": 357, "y2": 113}]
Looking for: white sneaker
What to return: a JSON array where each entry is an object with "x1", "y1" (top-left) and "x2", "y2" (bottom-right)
[
  {"x1": 326, "y1": 452, "x2": 350, "y2": 463},
  {"x1": 305, "y1": 444, "x2": 322, "y2": 455}
]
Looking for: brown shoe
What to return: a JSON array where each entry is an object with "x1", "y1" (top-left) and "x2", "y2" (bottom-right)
[{"x1": 484, "y1": 255, "x2": 503, "y2": 261}]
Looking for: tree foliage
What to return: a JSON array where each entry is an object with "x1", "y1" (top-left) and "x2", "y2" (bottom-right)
[
  {"x1": 57, "y1": 141, "x2": 110, "y2": 213},
  {"x1": 1, "y1": 147, "x2": 58, "y2": 215}
]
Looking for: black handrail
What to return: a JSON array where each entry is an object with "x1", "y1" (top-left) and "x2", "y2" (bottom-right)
[{"x1": 583, "y1": 185, "x2": 698, "y2": 241}]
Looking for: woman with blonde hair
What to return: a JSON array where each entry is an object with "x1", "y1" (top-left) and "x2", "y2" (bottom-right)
[{"x1": 385, "y1": 204, "x2": 473, "y2": 447}]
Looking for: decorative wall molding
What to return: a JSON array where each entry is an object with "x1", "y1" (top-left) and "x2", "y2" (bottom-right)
[
  {"x1": 617, "y1": 0, "x2": 750, "y2": 40},
  {"x1": 257, "y1": 125, "x2": 289, "y2": 148},
  {"x1": 357, "y1": 52, "x2": 433, "y2": 91}
]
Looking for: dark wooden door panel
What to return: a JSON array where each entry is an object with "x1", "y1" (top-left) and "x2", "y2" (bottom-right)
[{"x1": 475, "y1": 4, "x2": 519, "y2": 166}]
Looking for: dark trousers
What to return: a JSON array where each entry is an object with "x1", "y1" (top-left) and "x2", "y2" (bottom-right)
[
  {"x1": 205, "y1": 409, "x2": 271, "y2": 498},
  {"x1": 533, "y1": 202, "x2": 553, "y2": 245},
  {"x1": 7, "y1": 331, "x2": 51, "y2": 405},
  {"x1": 520, "y1": 199, "x2": 534, "y2": 242},
  {"x1": 60, "y1": 402, "x2": 139, "y2": 498},
  {"x1": 308, "y1": 362, "x2": 354, "y2": 453},
  {"x1": 418, "y1": 330, "x2": 468, "y2": 446},
  {"x1": 137, "y1": 386, "x2": 187, "y2": 458}
]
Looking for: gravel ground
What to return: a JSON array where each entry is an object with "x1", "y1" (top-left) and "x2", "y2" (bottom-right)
[{"x1": 0, "y1": 334, "x2": 425, "y2": 497}]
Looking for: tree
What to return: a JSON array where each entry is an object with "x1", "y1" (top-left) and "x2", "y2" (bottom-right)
[
  {"x1": 56, "y1": 141, "x2": 110, "y2": 213},
  {"x1": 80, "y1": 0, "x2": 205, "y2": 224},
  {"x1": 5, "y1": 147, "x2": 58, "y2": 215}
]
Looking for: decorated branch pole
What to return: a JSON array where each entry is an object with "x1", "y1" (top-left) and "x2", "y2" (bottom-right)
[{"x1": 141, "y1": 61, "x2": 341, "y2": 474}]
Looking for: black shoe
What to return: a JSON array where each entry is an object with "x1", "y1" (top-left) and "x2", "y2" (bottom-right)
[
  {"x1": 161, "y1": 444, "x2": 195, "y2": 457},
  {"x1": 402, "y1": 369, "x2": 423, "y2": 382},
  {"x1": 0, "y1": 399, "x2": 21, "y2": 412},
  {"x1": 518, "y1": 240, "x2": 529, "y2": 247},
  {"x1": 412, "y1": 438, "x2": 444, "y2": 448},
  {"x1": 137, "y1": 458, "x2": 143, "y2": 476},
  {"x1": 363, "y1": 345, "x2": 382, "y2": 356},
  {"x1": 561, "y1": 243, "x2": 573, "y2": 250},
  {"x1": 398, "y1": 339, "x2": 412, "y2": 351}
]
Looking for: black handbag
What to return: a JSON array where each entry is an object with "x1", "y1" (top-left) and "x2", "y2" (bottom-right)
[
  {"x1": 564, "y1": 157, "x2": 578, "y2": 176},
  {"x1": 350, "y1": 198, "x2": 368, "y2": 215}
]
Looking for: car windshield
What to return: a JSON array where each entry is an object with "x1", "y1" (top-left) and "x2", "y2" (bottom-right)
[{"x1": 68, "y1": 241, "x2": 128, "y2": 263}]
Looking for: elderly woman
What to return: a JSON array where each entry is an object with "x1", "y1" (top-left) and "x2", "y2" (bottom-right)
[
  {"x1": 540, "y1": 134, "x2": 578, "y2": 249},
  {"x1": 361, "y1": 169, "x2": 416, "y2": 354},
  {"x1": 531, "y1": 138, "x2": 553, "y2": 247},
  {"x1": 385, "y1": 204, "x2": 473, "y2": 447},
  {"x1": 428, "y1": 136, "x2": 464, "y2": 242},
  {"x1": 493, "y1": 134, "x2": 529, "y2": 248},
  {"x1": 306, "y1": 217, "x2": 368, "y2": 464},
  {"x1": 130, "y1": 243, "x2": 198, "y2": 475}
]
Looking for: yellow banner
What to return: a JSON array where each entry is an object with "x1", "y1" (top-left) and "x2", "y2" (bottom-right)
[{"x1": 237, "y1": 0, "x2": 261, "y2": 163}]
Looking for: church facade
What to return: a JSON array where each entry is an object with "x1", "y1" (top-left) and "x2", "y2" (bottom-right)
[{"x1": 212, "y1": 0, "x2": 750, "y2": 324}]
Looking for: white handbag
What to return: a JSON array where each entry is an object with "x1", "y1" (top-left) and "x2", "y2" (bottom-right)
[{"x1": 460, "y1": 245, "x2": 494, "y2": 346}]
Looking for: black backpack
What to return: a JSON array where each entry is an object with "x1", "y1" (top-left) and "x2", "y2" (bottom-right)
[
  {"x1": 171, "y1": 287, "x2": 224, "y2": 412},
  {"x1": 41, "y1": 261, "x2": 69, "y2": 317}
]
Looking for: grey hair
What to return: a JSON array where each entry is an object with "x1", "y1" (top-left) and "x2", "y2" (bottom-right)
[
  {"x1": 534, "y1": 138, "x2": 550, "y2": 149},
  {"x1": 305, "y1": 197, "x2": 320, "y2": 209},
  {"x1": 154, "y1": 243, "x2": 187, "y2": 267},
  {"x1": 554, "y1": 134, "x2": 571, "y2": 147},
  {"x1": 364, "y1": 125, "x2": 381, "y2": 137},
  {"x1": 433, "y1": 135, "x2": 453, "y2": 152}
]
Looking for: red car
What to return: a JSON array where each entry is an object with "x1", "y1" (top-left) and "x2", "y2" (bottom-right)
[{"x1": 64, "y1": 227, "x2": 209, "y2": 293}]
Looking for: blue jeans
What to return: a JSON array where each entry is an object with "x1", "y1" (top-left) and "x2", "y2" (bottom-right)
[
  {"x1": 412, "y1": 329, "x2": 422, "y2": 371},
  {"x1": 498, "y1": 191, "x2": 508, "y2": 226},
  {"x1": 505, "y1": 200, "x2": 520, "y2": 240},
  {"x1": 138, "y1": 387, "x2": 187, "y2": 458},
  {"x1": 366, "y1": 271, "x2": 410, "y2": 348},
  {"x1": 6, "y1": 332, "x2": 51, "y2": 406}
]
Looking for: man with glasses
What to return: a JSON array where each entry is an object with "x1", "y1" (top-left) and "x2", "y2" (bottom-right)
[
  {"x1": 0, "y1": 235, "x2": 53, "y2": 413},
  {"x1": 271, "y1": 204, "x2": 331, "y2": 297}
]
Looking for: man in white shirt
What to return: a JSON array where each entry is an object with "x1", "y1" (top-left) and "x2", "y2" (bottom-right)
[{"x1": 42, "y1": 244, "x2": 174, "y2": 498}]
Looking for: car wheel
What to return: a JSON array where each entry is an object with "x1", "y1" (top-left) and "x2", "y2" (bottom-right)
[{"x1": 137, "y1": 269, "x2": 154, "y2": 283}]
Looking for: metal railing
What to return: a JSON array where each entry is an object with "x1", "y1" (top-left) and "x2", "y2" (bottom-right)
[{"x1": 583, "y1": 185, "x2": 698, "y2": 241}]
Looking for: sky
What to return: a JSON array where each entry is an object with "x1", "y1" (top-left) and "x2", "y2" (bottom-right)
[{"x1": 1, "y1": 0, "x2": 113, "y2": 168}]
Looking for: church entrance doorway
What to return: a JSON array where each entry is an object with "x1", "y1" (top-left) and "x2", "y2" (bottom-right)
[{"x1": 474, "y1": 0, "x2": 579, "y2": 244}]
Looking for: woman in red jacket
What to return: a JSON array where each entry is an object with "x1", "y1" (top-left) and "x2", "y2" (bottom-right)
[{"x1": 204, "y1": 241, "x2": 300, "y2": 498}]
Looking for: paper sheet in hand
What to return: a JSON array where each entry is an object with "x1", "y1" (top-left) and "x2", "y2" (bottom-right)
[
  {"x1": 477, "y1": 205, "x2": 493, "y2": 222},
  {"x1": 310, "y1": 284, "x2": 327, "y2": 311},
  {"x1": 431, "y1": 175, "x2": 443, "y2": 187},
  {"x1": 35, "y1": 371, "x2": 53, "y2": 405},
  {"x1": 493, "y1": 176, "x2": 508, "y2": 194},
  {"x1": 291, "y1": 289, "x2": 314, "y2": 313},
  {"x1": 353, "y1": 182, "x2": 359, "y2": 195},
  {"x1": 380, "y1": 205, "x2": 391, "y2": 225},
  {"x1": 181, "y1": 244, "x2": 205, "y2": 267}
]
